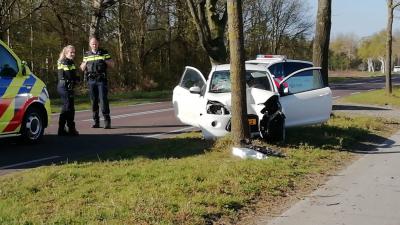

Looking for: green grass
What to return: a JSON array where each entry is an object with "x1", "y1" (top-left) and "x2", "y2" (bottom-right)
[
  {"x1": 340, "y1": 86, "x2": 400, "y2": 107},
  {"x1": 0, "y1": 115, "x2": 398, "y2": 225},
  {"x1": 51, "y1": 90, "x2": 172, "y2": 113}
]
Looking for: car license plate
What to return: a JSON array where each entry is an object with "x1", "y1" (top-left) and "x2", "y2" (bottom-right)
[{"x1": 248, "y1": 118, "x2": 257, "y2": 126}]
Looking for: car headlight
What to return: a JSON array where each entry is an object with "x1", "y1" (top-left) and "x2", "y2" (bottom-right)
[{"x1": 206, "y1": 100, "x2": 230, "y2": 115}]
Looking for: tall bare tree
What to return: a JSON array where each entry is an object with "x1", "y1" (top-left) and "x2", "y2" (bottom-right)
[
  {"x1": 0, "y1": 0, "x2": 44, "y2": 41},
  {"x1": 227, "y1": 0, "x2": 249, "y2": 146},
  {"x1": 385, "y1": 0, "x2": 400, "y2": 94},
  {"x1": 186, "y1": 0, "x2": 228, "y2": 65},
  {"x1": 312, "y1": 0, "x2": 331, "y2": 87},
  {"x1": 90, "y1": 0, "x2": 116, "y2": 38}
]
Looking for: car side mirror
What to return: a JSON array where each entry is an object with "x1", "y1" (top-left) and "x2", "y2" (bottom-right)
[
  {"x1": 21, "y1": 61, "x2": 27, "y2": 76},
  {"x1": 189, "y1": 86, "x2": 201, "y2": 94},
  {"x1": 278, "y1": 85, "x2": 289, "y2": 96}
]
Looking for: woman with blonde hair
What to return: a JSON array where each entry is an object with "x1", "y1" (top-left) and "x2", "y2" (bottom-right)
[{"x1": 57, "y1": 45, "x2": 80, "y2": 136}]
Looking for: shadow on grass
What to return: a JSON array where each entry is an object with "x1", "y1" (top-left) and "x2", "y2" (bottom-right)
[
  {"x1": 333, "y1": 104, "x2": 390, "y2": 111},
  {"x1": 285, "y1": 124, "x2": 394, "y2": 154},
  {"x1": 0, "y1": 130, "x2": 209, "y2": 171},
  {"x1": 97, "y1": 136, "x2": 213, "y2": 161}
]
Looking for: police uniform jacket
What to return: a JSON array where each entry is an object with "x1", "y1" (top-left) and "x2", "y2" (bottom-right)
[
  {"x1": 57, "y1": 58, "x2": 78, "y2": 88},
  {"x1": 83, "y1": 49, "x2": 111, "y2": 76}
]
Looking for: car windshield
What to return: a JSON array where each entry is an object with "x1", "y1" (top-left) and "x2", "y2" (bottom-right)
[{"x1": 209, "y1": 70, "x2": 271, "y2": 93}]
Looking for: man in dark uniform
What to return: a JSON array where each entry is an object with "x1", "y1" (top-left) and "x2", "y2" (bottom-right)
[{"x1": 80, "y1": 36, "x2": 114, "y2": 129}]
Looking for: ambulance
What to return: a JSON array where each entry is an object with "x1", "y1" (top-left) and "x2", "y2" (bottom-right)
[{"x1": 0, "y1": 39, "x2": 51, "y2": 143}]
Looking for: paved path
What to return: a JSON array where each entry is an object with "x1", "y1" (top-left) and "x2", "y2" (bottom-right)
[{"x1": 260, "y1": 131, "x2": 400, "y2": 225}]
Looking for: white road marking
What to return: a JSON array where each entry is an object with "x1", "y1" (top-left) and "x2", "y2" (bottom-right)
[
  {"x1": 0, "y1": 156, "x2": 61, "y2": 170},
  {"x1": 127, "y1": 101, "x2": 165, "y2": 107},
  {"x1": 144, "y1": 127, "x2": 195, "y2": 138},
  {"x1": 52, "y1": 101, "x2": 168, "y2": 116},
  {"x1": 81, "y1": 108, "x2": 174, "y2": 122},
  {"x1": 350, "y1": 92, "x2": 361, "y2": 95},
  {"x1": 333, "y1": 96, "x2": 340, "y2": 99},
  {"x1": 336, "y1": 82, "x2": 364, "y2": 86}
]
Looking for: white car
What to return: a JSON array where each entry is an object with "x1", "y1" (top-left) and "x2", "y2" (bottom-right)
[
  {"x1": 393, "y1": 66, "x2": 400, "y2": 73},
  {"x1": 172, "y1": 64, "x2": 332, "y2": 141}
]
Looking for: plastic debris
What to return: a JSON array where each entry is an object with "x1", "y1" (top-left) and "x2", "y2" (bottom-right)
[
  {"x1": 232, "y1": 147, "x2": 268, "y2": 160},
  {"x1": 231, "y1": 139, "x2": 286, "y2": 159}
]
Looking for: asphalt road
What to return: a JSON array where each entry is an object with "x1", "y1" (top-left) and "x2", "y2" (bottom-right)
[
  {"x1": 1, "y1": 75, "x2": 399, "y2": 175},
  {"x1": 0, "y1": 101, "x2": 193, "y2": 175}
]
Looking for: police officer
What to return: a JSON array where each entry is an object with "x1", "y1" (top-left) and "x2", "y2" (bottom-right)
[
  {"x1": 57, "y1": 45, "x2": 80, "y2": 136},
  {"x1": 80, "y1": 36, "x2": 114, "y2": 129}
]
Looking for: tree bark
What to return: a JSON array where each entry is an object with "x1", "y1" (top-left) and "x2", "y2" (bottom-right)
[
  {"x1": 186, "y1": 0, "x2": 228, "y2": 65},
  {"x1": 89, "y1": 0, "x2": 116, "y2": 39},
  {"x1": 386, "y1": 0, "x2": 394, "y2": 94},
  {"x1": 90, "y1": 0, "x2": 102, "y2": 38},
  {"x1": 227, "y1": 0, "x2": 249, "y2": 146},
  {"x1": 312, "y1": 0, "x2": 331, "y2": 87}
]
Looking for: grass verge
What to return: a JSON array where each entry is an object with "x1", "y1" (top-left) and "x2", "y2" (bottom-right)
[
  {"x1": 51, "y1": 90, "x2": 171, "y2": 113},
  {"x1": 0, "y1": 114, "x2": 398, "y2": 225},
  {"x1": 339, "y1": 86, "x2": 400, "y2": 107}
]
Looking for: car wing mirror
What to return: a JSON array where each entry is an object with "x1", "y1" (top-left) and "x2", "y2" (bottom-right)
[
  {"x1": 21, "y1": 61, "x2": 27, "y2": 76},
  {"x1": 278, "y1": 85, "x2": 289, "y2": 96},
  {"x1": 189, "y1": 86, "x2": 201, "y2": 94}
]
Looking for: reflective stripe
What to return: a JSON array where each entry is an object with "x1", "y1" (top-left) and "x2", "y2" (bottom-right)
[
  {"x1": 3, "y1": 96, "x2": 36, "y2": 132},
  {"x1": 30, "y1": 76, "x2": 44, "y2": 96},
  {"x1": 0, "y1": 99, "x2": 13, "y2": 118},
  {"x1": 0, "y1": 99, "x2": 15, "y2": 132},
  {"x1": 57, "y1": 64, "x2": 76, "y2": 71},
  {"x1": 18, "y1": 75, "x2": 37, "y2": 94},
  {"x1": 1, "y1": 77, "x2": 25, "y2": 99},
  {"x1": 83, "y1": 55, "x2": 111, "y2": 62},
  {"x1": 0, "y1": 77, "x2": 14, "y2": 98}
]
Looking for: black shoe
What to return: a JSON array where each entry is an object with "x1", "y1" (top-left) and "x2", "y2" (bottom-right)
[
  {"x1": 68, "y1": 129, "x2": 79, "y2": 136},
  {"x1": 92, "y1": 123, "x2": 100, "y2": 128},
  {"x1": 58, "y1": 129, "x2": 68, "y2": 136},
  {"x1": 104, "y1": 120, "x2": 111, "y2": 129}
]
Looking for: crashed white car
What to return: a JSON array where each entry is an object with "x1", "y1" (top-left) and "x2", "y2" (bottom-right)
[{"x1": 172, "y1": 64, "x2": 332, "y2": 141}]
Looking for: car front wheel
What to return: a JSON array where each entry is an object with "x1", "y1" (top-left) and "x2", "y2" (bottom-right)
[{"x1": 20, "y1": 107, "x2": 44, "y2": 143}]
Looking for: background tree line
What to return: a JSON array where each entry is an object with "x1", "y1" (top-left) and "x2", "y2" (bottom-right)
[
  {"x1": 329, "y1": 30, "x2": 400, "y2": 73},
  {"x1": 1, "y1": 0, "x2": 313, "y2": 94}
]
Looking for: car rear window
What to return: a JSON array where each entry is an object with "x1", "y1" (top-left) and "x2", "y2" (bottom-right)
[{"x1": 209, "y1": 70, "x2": 271, "y2": 93}]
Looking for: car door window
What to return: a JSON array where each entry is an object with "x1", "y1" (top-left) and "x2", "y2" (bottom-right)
[
  {"x1": 284, "y1": 69, "x2": 324, "y2": 94},
  {"x1": 180, "y1": 68, "x2": 206, "y2": 91},
  {"x1": 0, "y1": 45, "x2": 18, "y2": 78}
]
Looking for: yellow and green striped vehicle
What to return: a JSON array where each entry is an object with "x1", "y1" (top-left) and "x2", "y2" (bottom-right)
[{"x1": 0, "y1": 39, "x2": 51, "y2": 143}]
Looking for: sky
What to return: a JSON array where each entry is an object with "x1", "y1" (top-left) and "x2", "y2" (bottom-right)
[{"x1": 306, "y1": 0, "x2": 390, "y2": 39}]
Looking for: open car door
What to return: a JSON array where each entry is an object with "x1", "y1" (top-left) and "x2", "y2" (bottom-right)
[
  {"x1": 172, "y1": 66, "x2": 206, "y2": 127},
  {"x1": 279, "y1": 67, "x2": 332, "y2": 127}
]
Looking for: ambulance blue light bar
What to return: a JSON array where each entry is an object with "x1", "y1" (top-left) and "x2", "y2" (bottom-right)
[{"x1": 256, "y1": 54, "x2": 287, "y2": 60}]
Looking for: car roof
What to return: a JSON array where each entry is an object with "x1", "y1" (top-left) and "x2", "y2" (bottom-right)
[
  {"x1": 246, "y1": 58, "x2": 313, "y2": 66},
  {"x1": 212, "y1": 63, "x2": 267, "y2": 72}
]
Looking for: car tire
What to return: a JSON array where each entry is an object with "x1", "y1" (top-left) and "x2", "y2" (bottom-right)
[
  {"x1": 20, "y1": 107, "x2": 44, "y2": 144},
  {"x1": 265, "y1": 116, "x2": 285, "y2": 143}
]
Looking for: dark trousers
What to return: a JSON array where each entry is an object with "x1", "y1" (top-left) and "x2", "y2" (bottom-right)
[
  {"x1": 57, "y1": 82, "x2": 75, "y2": 130},
  {"x1": 88, "y1": 79, "x2": 110, "y2": 123}
]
